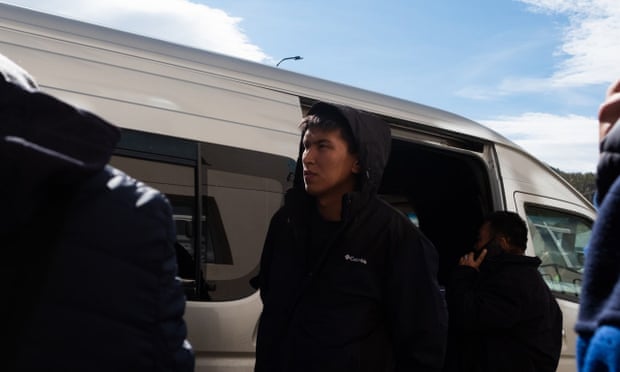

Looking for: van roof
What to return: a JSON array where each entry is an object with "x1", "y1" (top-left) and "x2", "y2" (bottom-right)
[{"x1": 0, "y1": 3, "x2": 516, "y2": 149}]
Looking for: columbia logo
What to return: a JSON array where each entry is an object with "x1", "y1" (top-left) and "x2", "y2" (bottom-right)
[{"x1": 344, "y1": 254, "x2": 367, "y2": 265}]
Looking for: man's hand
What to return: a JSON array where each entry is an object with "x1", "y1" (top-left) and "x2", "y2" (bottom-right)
[
  {"x1": 459, "y1": 249, "x2": 487, "y2": 271},
  {"x1": 599, "y1": 79, "x2": 620, "y2": 143}
]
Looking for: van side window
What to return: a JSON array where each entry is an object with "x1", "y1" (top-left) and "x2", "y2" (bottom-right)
[
  {"x1": 111, "y1": 129, "x2": 290, "y2": 302},
  {"x1": 166, "y1": 195, "x2": 232, "y2": 265},
  {"x1": 524, "y1": 204, "x2": 591, "y2": 300}
]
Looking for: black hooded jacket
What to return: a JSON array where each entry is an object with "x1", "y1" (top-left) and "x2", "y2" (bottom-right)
[
  {"x1": 255, "y1": 102, "x2": 448, "y2": 372},
  {"x1": 446, "y1": 254, "x2": 562, "y2": 372},
  {"x1": 0, "y1": 55, "x2": 193, "y2": 371}
]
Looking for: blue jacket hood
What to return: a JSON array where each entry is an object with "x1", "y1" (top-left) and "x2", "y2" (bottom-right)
[
  {"x1": 597, "y1": 124, "x2": 620, "y2": 205},
  {"x1": 0, "y1": 53, "x2": 120, "y2": 233}
]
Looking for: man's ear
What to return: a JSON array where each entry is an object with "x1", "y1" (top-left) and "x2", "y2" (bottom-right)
[
  {"x1": 499, "y1": 236, "x2": 510, "y2": 250},
  {"x1": 352, "y1": 158, "x2": 361, "y2": 174}
]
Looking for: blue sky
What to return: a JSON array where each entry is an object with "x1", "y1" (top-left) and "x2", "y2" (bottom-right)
[{"x1": 5, "y1": 0, "x2": 620, "y2": 172}]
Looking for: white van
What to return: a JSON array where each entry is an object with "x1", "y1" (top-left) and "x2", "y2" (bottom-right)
[{"x1": 0, "y1": 4, "x2": 594, "y2": 371}]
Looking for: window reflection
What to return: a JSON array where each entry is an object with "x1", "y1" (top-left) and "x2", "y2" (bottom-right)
[{"x1": 525, "y1": 205, "x2": 591, "y2": 299}]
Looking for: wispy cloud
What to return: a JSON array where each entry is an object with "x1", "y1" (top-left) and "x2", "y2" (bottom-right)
[
  {"x1": 468, "y1": 1, "x2": 617, "y2": 171},
  {"x1": 480, "y1": 112, "x2": 598, "y2": 172},
  {"x1": 458, "y1": 0, "x2": 620, "y2": 100},
  {"x1": 5, "y1": 0, "x2": 270, "y2": 62},
  {"x1": 519, "y1": 0, "x2": 620, "y2": 88},
  {"x1": 456, "y1": 77, "x2": 550, "y2": 99}
]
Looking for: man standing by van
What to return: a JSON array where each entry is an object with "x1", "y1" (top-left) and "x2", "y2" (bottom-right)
[
  {"x1": 446, "y1": 211, "x2": 562, "y2": 372},
  {"x1": 254, "y1": 102, "x2": 447, "y2": 371}
]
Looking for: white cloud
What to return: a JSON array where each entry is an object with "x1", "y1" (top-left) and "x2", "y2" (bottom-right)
[
  {"x1": 480, "y1": 112, "x2": 599, "y2": 172},
  {"x1": 519, "y1": 0, "x2": 620, "y2": 88},
  {"x1": 459, "y1": 0, "x2": 620, "y2": 99},
  {"x1": 461, "y1": 2, "x2": 613, "y2": 173},
  {"x1": 4, "y1": 0, "x2": 270, "y2": 62}
]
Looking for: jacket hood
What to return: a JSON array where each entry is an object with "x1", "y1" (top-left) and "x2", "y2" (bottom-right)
[
  {"x1": 0, "y1": 53, "x2": 120, "y2": 233},
  {"x1": 292, "y1": 102, "x2": 391, "y2": 196},
  {"x1": 597, "y1": 124, "x2": 620, "y2": 205}
]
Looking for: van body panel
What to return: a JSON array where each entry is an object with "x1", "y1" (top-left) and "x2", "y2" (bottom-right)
[
  {"x1": 184, "y1": 292, "x2": 262, "y2": 352},
  {"x1": 495, "y1": 144, "x2": 593, "y2": 209}
]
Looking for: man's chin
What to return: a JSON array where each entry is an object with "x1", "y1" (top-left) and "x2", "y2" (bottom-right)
[
  {"x1": 304, "y1": 186, "x2": 316, "y2": 196},
  {"x1": 304, "y1": 184, "x2": 321, "y2": 197}
]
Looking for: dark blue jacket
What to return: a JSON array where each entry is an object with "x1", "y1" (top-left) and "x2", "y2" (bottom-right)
[
  {"x1": 0, "y1": 56, "x2": 193, "y2": 371},
  {"x1": 576, "y1": 124, "x2": 620, "y2": 335}
]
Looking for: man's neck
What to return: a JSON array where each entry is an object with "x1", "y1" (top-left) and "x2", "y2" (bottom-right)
[
  {"x1": 505, "y1": 246, "x2": 525, "y2": 255},
  {"x1": 316, "y1": 194, "x2": 343, "y2": 221}
]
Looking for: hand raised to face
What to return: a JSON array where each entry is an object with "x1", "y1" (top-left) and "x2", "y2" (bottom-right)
[{"x1": 459, "y1": 249, "x2": 488, "y2": 271}]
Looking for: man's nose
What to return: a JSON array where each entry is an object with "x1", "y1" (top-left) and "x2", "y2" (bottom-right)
[{"x1": 302, "y1": 148, "x2": 314, "y2": 164}]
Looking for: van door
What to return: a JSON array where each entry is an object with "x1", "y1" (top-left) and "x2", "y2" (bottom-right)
[{"x1": 378, "y1": 131, "x2": 496, "y2": 286}]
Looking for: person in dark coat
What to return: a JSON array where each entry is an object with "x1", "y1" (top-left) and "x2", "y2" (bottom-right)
[
  {"x1": 576, "y1": 78, "x2": 620, "y2": 372},
  {"x1": 446, "y1": 211, "x2": 562, "y2": 372},
  {"x1": 0, "y1": 53, "x2": 194, "y2": 371},
  {"x1": 254, "y1": 102, "x2": 448, "y2": 372}
]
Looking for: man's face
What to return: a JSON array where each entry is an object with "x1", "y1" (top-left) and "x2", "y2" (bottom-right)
[
  {"x1": 301, "y1": 127, "x2": 359, "y2": 200},
  {"x1": 475, "y1": 222, "x2": 507, "y2": 257},
  {"x1": 475, "y1": 222, "x2": 493, "y2": 252}
]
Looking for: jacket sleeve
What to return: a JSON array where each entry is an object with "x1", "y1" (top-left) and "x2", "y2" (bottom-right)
[
  {"x1": 596, "y1": 128, "x2": 620, "y2": 205},
  {"x1": 151, "y1": 193, "x2": 196, "y2": 372},
  {"x1": 578, "y1": 176, "x2": 620, "y2": 332},
  {"x1": 386, "y1": 229, "x2": 448, "y2": 371},
  {"x1": 116, "y1": 179, "x2": 195, "y2": 372},
  {"x1": 256, "y1": 208, "x2": 286, "y2": 303},
  {"x1": 89, "y1": 168, "x2": 195, "y2": 371}
]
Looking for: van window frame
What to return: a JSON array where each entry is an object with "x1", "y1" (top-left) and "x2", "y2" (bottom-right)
[
  {"x1": 514, "y1": 192, "x2": 594, "y2": 303},
  {"x1": 112, "y1": 128, "x2": 290, "y2": 302}
]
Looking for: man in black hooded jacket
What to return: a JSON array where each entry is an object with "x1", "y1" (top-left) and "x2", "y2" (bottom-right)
[
  {"x1": 0, "y1": 53, "x2": 193, "y2": 371},
  {"x1": 254, "y1": 102, "x2": 448, "y2": 371}
]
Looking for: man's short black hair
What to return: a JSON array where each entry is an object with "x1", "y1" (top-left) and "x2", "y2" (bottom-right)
[
  {"x1": 484, "y1": 211, "x2": 528, "y2": 250},
  {"x1": 299, "y1": 103, "x2": 358, "y2": 154}
]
